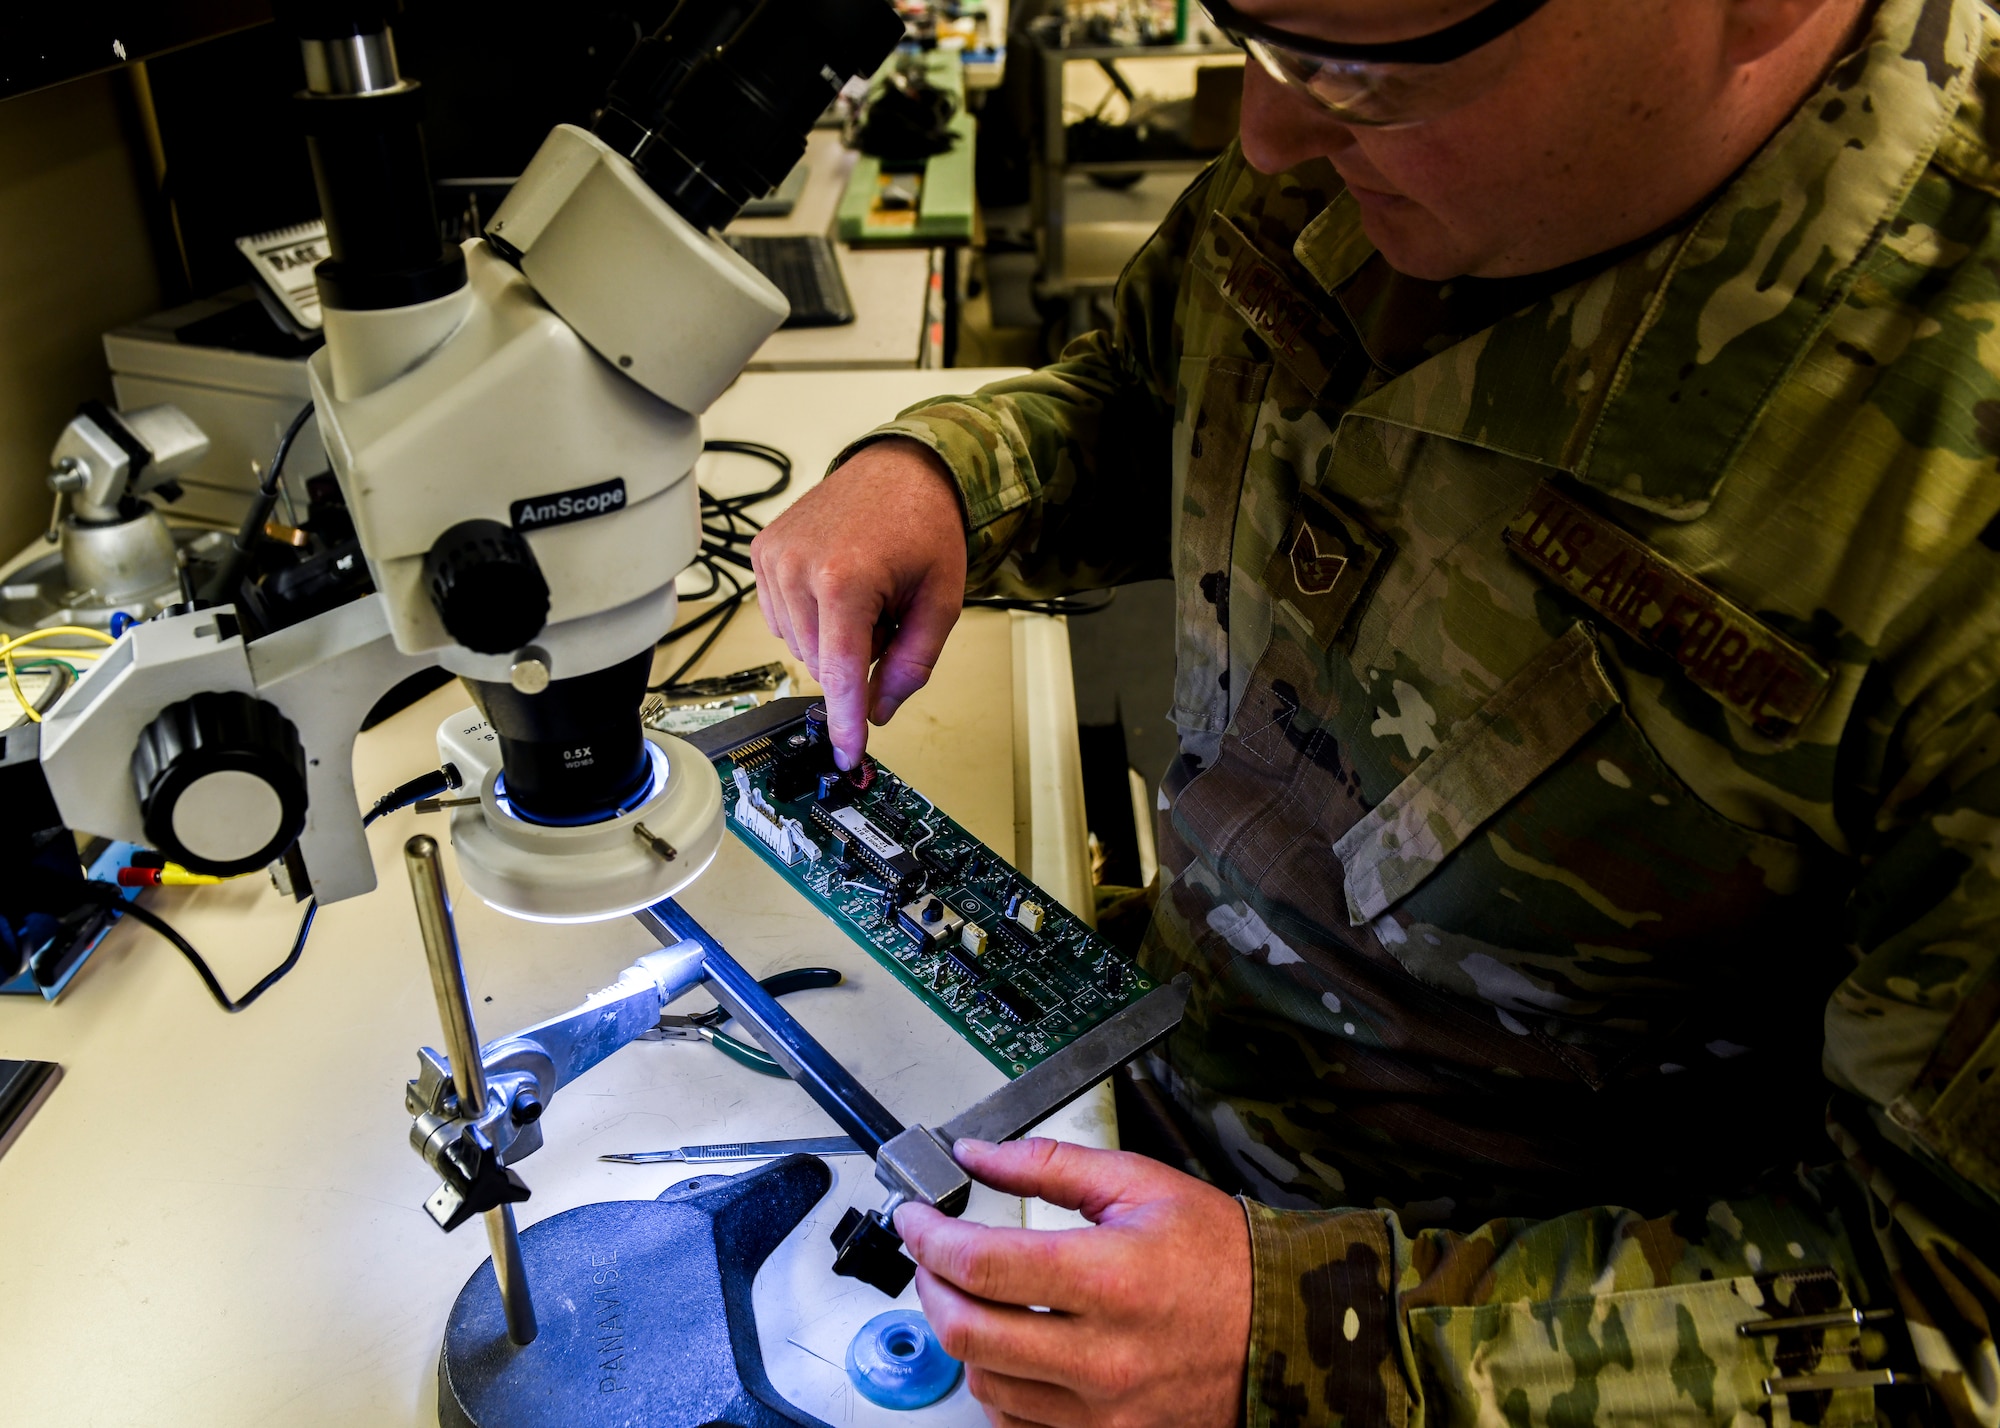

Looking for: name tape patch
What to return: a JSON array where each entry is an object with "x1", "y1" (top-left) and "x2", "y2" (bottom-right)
[
  {"x1": 511, "y1": 477, "x2": 627, "y2": 532},
  {"x1": 1503, "y1": 483, "x2": 1831, "y2": 740},
  {"x1": 1197, "y1": 215, "x2": 1354, "y2": 398}
]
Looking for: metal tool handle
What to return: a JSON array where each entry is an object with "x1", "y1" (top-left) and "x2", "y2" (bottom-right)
[
  {"x1": 405, "y1": 835, "x2": 537, "y2": 1347},
  {"x1": 637, "y1": 899, "x2": 907, "y2": 1155}
]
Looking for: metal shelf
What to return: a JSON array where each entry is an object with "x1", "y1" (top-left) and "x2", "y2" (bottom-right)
[{"x1": 1031, "y1": 27, "x2": 1242, "y2": 322}]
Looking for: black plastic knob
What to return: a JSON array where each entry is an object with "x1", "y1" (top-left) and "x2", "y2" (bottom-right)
[
  {"x1": 423, "y1": 519, "x2": 550, "y2": 657},
  {"x1": 131, "y1": 692, "x2": 309, "y2": 876},
  {"x1": 830, "y1": 1207, "x2": 916, "y2": 1297}
]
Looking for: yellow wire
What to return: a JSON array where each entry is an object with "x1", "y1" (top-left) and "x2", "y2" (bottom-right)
[
  {"x1": 2, "y1": 625, "x2": 117, "y2": 724},
  {"x1": 0, "y1": 625, "x2": 116, "y2": 656},
  {"x1": 4, "y1": 645, "x2": 38, "y2": 723}
]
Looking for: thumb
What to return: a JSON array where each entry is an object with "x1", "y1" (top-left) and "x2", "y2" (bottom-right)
[{"x1": 953, "y1": 1137, "x2": 1177, "y2": 1223}]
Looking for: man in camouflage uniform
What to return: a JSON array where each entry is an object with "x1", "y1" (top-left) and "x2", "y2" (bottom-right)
[{"x1": 751, "y1": 0, "x2": 2000, "y2": 1422}]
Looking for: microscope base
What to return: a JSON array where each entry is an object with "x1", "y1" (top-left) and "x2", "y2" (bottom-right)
[{"x1": 437, "y1": 1155, "x2": 832, "y2": 1428}]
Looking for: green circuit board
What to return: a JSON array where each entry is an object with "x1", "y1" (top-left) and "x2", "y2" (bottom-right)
[{"x1": 703, "y1": 705, "x2": 1154, "y2": 1076}]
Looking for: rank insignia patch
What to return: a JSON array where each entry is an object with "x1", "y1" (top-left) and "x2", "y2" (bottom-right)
[
  {"x1": 1266, "y1": 487, "x2": 1393, "y2": 648},
  {"x1": 1504, "y1": 483, "x2": 1832, "y2": 740}
]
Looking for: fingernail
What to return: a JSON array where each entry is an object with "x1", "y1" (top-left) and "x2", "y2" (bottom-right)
[
  {"x1": 833, "y1": 748, "x2": 855, "y2": 771},
  {"x1": 954, "y1": 1138, "x2": 996, "y2": 1157}
]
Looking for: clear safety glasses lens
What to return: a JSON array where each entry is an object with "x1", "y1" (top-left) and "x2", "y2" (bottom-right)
[{"x1": 1242, "y1": 26, "x2": 1522, "y2": 128}]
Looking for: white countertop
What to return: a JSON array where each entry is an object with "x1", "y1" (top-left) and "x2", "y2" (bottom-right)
[{"x1": 0, "y1": 368, "x2": 1113, "y2": 1428}]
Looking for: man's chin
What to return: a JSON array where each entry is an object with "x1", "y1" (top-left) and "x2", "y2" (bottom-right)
[{"x1": 1353, "y1": 200, "x2": 1477, "y2": 281}]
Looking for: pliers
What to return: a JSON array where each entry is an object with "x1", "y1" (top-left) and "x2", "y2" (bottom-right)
[{"x1": 638, "y1": 966, "x2": 843, "y2": 1076}]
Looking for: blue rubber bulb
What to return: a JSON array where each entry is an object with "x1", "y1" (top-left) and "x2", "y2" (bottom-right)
[{"x1": 845, "y1": 1309, "x2": 963, "y2": 1410}]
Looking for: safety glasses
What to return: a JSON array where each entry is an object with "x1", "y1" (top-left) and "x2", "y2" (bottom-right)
[{"x1": 1202, "y1": 0, "x2": 1553, "y2": 128}]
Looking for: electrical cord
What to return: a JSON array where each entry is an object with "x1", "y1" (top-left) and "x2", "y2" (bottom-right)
[
  {"x1": 964, "y1": 591, "x2": 1119, "y2": 617},
  {"x1": 201, "y1": 401, "x2": 315, "y2": 605},
  {"x1": 106, "y1": 765, "x2": 458, "y2": 1013},
  {"x1": 650, "y1": 440, "x2": 793, "y2": 694},
  {"x1": 653, "y1": 439, "x2": 1115, "y2": 696}
]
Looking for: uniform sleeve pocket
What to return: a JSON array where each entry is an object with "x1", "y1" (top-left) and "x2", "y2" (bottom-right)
[{"x1": 1408, "y1": 1279, "x2": 1875, "y2": 1428}]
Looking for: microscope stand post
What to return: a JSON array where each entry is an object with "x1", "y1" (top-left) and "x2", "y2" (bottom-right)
[{"x1": 406, "y1": 834, "x2": 538, "y2": 1346}]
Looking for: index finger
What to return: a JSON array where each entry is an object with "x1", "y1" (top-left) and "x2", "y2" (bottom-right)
[
  {"x1": 814, "y1": 575, "x2": 886, "y2": 769},
  {"x1": 893, "y1": 1203, "x2": 1105, "y2": 1313}
]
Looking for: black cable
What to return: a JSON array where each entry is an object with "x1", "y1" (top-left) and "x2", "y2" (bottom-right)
[
  {"x1": 109, "y1": 765, "x2": 457, "y2": 1014},
  {"x1": 655, "y1": 595, "x2": 744, "y2": 691},
  {"x1": 261, "y1": 402, "x2": 317, "y2": 498},
  {"x1": 201, "y1": 401, "x2": 315, "y2": 604},
  {"x1": 113, "y1": 899, "x2": 315, "y2": 1015},
  {"x1": 965, "y1": 590, "x2": 1119, "y2": 617},
  {"x1": 650, "y1": 440, "x2": 793, "y2": 694},
  {"x1": 365, "y1": 766, "x2": 459, "y2": 824}
]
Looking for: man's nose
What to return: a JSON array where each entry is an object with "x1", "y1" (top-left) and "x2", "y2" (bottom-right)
[{"x1": 1238, "y1": 60, "x2": 1358, "y2": 174}]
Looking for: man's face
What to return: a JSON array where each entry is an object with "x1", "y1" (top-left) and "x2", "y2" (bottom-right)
[{"x1": 1234, "y1": 0, "x2": 1743, "y2": 279}]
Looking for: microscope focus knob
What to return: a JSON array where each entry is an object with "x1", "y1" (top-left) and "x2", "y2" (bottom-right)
[
  {"x1": 423, "y1": 520, "x2": 551, "y2": 657},
  {"x1": 131, "y1": 692, "x2": 310, "y2": 877}
]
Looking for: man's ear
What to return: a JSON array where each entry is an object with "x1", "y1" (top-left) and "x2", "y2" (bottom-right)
[{"x1": 1723, "y1": 0, "x2": 1864, "y2": 67}]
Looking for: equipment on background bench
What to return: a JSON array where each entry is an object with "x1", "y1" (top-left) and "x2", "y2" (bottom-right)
[
  {"x1": 723, "y1": 234, "x2": 856, "y2": 327},
  {"x1": 2, "y1": 403, "x2": 218, "y2": 640}
]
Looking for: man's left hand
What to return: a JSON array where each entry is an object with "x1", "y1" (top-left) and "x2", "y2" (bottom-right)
[{"x1": 892, "y1": 1137, "x2": 1251, "y2": 1428}]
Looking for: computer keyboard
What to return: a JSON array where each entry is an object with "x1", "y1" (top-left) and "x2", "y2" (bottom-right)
[{"x1": 724, "y1": 234, "x2": 856, "y2": 328}]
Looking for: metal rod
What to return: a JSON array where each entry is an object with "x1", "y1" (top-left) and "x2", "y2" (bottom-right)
[
  {"x1": 1739, "y1": 1307, "x2": 1897, "y2": 1337},
  {"x1": 485, "y1": 1204, "x2": 536, "y2": 1344},
  {"x1": 404, "y1": 835, "x2": 538, "y2": 1346},
  {"x1": 635, "y1": 899, "x2": 907, "y2": 1156},
  {"x1": 405, "y1": 836, "x2": 488, "y2": 1118}
]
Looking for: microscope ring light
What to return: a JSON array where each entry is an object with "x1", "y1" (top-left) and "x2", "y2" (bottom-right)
[{"x1": 441, "y1": 727, "x2": 724, "y2": 924}]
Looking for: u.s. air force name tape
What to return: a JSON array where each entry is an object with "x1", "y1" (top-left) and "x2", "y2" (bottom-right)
[{"x1": 1504, "y1": 482, "x2": 1831, "y2": 741}]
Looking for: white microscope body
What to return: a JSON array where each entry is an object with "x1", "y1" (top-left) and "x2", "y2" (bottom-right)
[{"x1": 34, "y1": 0, "x2": 903, "y2": 920}]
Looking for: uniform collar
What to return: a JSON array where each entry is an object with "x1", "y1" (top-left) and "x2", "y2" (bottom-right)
[{"x1": 1294, "y1": 0, "x2": 1983, "y2": 520}]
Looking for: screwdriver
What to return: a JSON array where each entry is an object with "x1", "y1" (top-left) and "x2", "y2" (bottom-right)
[{"x1": 599, "y1": 1136, "x2": 862, "y2": 1164}]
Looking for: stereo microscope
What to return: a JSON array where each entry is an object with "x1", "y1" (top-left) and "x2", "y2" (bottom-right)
[{"x1": 34, "y1": 0, "x2": 901, "y2": 918}]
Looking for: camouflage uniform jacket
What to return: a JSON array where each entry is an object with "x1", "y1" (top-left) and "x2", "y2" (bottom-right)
[{"x1": 849, "y1": 0, "x2": 2000, "y2": 1421}]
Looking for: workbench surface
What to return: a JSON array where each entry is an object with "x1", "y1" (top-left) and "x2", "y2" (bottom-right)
[{"x1": 0, "y1": 368, "x2": 1111, "y2": 1428}]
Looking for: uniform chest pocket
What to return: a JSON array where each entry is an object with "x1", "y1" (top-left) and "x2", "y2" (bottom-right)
[
  {"x1": 1170, "y1": 355, "x2": 1271, "y2": 739},
  {"x1": 1176, "y1": 611, "x2": 1813, "y2": 1041},
  {"x1": 1330, "y1": 624, "x2": 1816, "y2": 1032}
]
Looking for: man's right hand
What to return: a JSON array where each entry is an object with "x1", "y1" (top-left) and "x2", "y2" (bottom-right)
[{"x1": 749, "y1": 437, "x2": 969, "y2": 769}]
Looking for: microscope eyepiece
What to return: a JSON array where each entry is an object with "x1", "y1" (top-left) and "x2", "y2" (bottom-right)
[{"x1": 592, "y1": 0, "x2": 905, "y2": 232}]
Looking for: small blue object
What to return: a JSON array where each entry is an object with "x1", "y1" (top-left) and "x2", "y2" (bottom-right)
[
  {"x1": 1, "y1": 841, "x2": 143, "y2": 1001},
  {"x1": 107, "y1": 611, "x2": 135, "y2": 638},
  {"x1": 845, "y1": 1310, "x2": 962, "y2": 1410}
]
